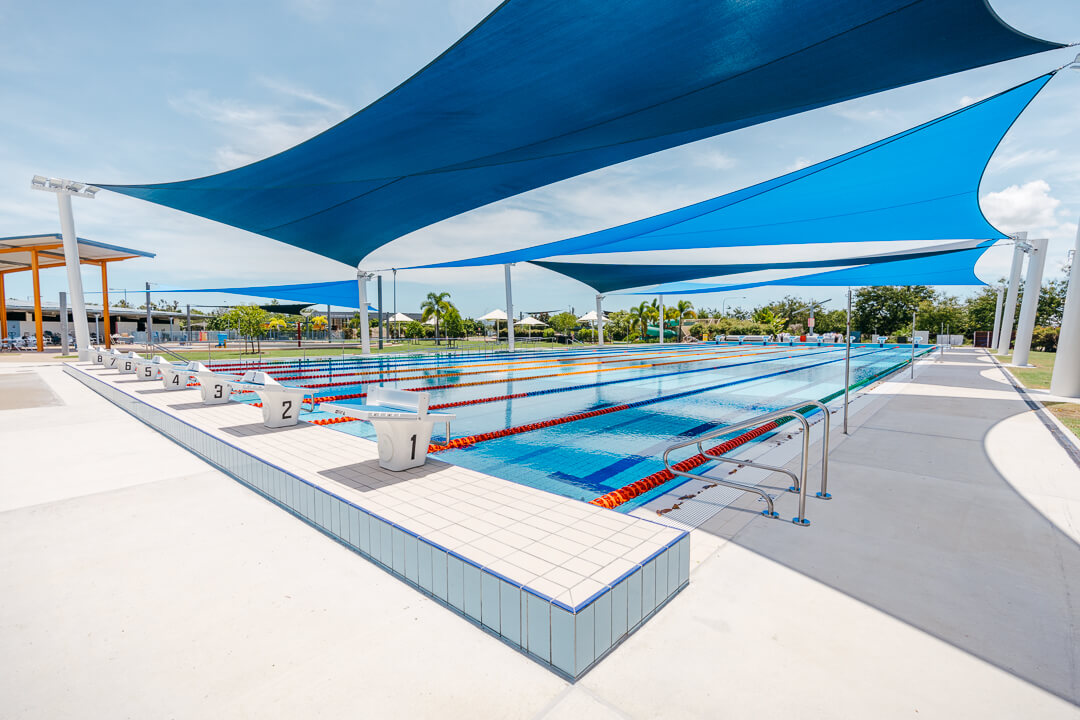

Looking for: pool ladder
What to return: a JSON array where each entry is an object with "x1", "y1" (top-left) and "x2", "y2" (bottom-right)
[{"x1": 661, "y1": 401, "x2": 831, "y2": 526}]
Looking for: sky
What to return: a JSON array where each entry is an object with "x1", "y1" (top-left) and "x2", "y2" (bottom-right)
[{"x1": 1, "y1": 0, "x2": 1078, "y2": 319}]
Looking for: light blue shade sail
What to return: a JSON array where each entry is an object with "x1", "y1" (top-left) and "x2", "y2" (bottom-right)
[
  {"x1": 531, "y1": 239, "x2": 988, "y2": 293},
  {"x1": 424, "y1": 74, "x2": 1052, "y2": 270},
  {"x1": 164, "y1": 280, "x2": 375, "y2": 310},
  {"x1": 620, "y1": 241, "x2": 997, "y2": 295},
  {"x1": 95, "y1": 1, "x2": 1059, "y2": 266}
]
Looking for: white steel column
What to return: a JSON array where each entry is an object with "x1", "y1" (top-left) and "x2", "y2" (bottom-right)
[
  {"x1": 357, "y1": 268, "x2": 371, "y2": 355},
  {"x1": 1012, "y1": 237, "x2": 1048, "y2": 367},
  {"x1": 504, "y1": 264, "x2": 515, "y2": 352},
  {"x1": 57, "y1": 192, "x2": 91, "y2": 358},
  {"x1": 996, "y1": 239, "x2": 1026, "y2": 355},
  {"x1": 990, "y1": 286, "x2": 1005, "y2": 350},
  {"x1": 658, "y1": 295, "x2": 664, "y2": 345},
  {"x1": 1051, "y1": 219, "x2": 1080, "y2": 397},
  {"x1": 595, "y1": 294, "x2": 605, "y2": 346}
]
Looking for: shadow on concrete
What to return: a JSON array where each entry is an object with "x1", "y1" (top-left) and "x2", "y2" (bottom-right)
[
  {"x1": 697, "y1": 354, "x2": 1080, "y2": 706},
  {"x1": 318, "y1": 459, "x2": 447, "y2": 492}
]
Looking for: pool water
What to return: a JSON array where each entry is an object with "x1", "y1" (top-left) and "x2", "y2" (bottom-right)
[{"x1": 215, "y1": 343, "x2": 918, "y2": 511}]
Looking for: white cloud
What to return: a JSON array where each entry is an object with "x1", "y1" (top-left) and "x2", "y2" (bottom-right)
[
  {"x1": 167, "y1": 81, "x2": 348, "y2": 170},
  {"x1": 783, "y1": 157, "x2": 811, "y2": 173},
  {"x1": 981, "y1": 179, "x2": 1061, "y2": 232},
  {"x1": 694, "y1": 149, "x2": 737, "y2": 170}
]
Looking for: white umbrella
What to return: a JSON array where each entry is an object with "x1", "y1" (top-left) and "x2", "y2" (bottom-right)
[
  {"x1": 389, "y1": 312, "x2": 412, "y2": 323},
  {"x1": 515, "y1": 315, "x2": 546, "y2": 339},
  {"x1": 577, "y1": 310, "x2": 599, "y2": 322},
  {"x1": 424, "y1": 316, "x2": 438, "y2": 326},
  {"x1": 479, "y1": 309, "x2": 508, "y2": 321}
]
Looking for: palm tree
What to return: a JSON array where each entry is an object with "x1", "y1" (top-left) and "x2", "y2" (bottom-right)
[
  {"x1": 676, "y1": 300, "x2": 696, "y2": 339},
  {"x1": 420, "y1": 292, "x2": 453, "y2": 345},
  {"x1": 627, "y1": 301, "x2": 651, "y2": 341}
]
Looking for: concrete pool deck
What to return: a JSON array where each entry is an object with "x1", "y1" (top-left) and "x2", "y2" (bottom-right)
[{"x1": 2, "y1": 348, "x2": 1079, "y2": 718}]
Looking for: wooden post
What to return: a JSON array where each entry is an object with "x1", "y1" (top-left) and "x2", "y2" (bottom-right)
[{"x1": 101, "y1": 261, "x2": 112, "y2": 349}]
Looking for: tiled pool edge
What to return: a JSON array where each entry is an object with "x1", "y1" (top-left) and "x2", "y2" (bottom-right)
[{"x1": 64, "y1": 363, "x2": 689, "y2": 680}]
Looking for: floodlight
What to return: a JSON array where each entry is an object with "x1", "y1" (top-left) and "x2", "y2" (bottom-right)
[
  {"x1": 31, "y1": 175, "x2": 47, "y2": 188},
  {"x1": 67, "y1": 181, "x2": 85, "y2": 193},
  {"x1": 84, "y1": 186, "x2": 101, "y2": 197}
]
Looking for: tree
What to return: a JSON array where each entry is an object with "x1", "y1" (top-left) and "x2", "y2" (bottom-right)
[
  {"x1": 420, "y1": 291, "x2": 453, "y2": 344},
  {"x1": 403, "y1": 321, "x2": 425, "y2": 339},
  {"x1": 852, "y1": 286, "x2": 934, "y2": 337},
  {"x1": 605, "y1": 309, "x2": 632, "y2": 341},
  {"x1": 917, "y1": 294, "x2": 967, "y2": 338},
  {"x1": 548, "y1": 312, "x2": 578, "y2": 336},
  {"x1": 964, "y1": 284, "x2": 1002, "y2": 334},
  {"x1": 234, "y1": 305, "x2": 269, "y2": 352},
  {"x1": 752, "y1": 308, "x2": 788, "y2": 336},
  {"x1": 442, "y1": 306, "x2": 465, "y2": 338},
  {"x1": 628, "y1": 301, "x2": 651, "y2": 340}
]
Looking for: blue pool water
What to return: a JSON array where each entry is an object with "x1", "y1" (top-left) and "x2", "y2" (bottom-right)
[{"x1": 216, "y1": 343, "x2": 919, "y2": 511}]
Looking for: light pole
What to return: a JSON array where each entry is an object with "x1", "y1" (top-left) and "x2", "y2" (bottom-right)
[
  {"x1": 721, "y1": 296, "x2": 746, "y2": 317},
  {"x1": 30, "y1": 176, "x2": 98, "y2": 359}
]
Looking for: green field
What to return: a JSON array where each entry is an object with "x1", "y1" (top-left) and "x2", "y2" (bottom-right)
[{"x1": 999, "y1": 350, "x2": 1055, "y2": 389}]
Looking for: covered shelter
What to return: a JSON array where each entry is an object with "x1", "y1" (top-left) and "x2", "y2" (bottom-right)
[
  {"x1": 515, "y1": 315, "x2": 546, "y2": 339},
  {"x1": 0, "y1": 233, "x2": 154, "y2": 350}
]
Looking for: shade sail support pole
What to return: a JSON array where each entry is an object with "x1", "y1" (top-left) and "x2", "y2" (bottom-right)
[
  {"x1": 990, "y1": 286, "x2": 1005, "y2": 350},
  {"x1": 504, "y1": 264, "x2": 515, "y2": 352},
  {"x1": 357, "y1": 268, "x2": 372, "y2": 355},
  {"x1": 996, "y1": 237, "x2": 1026, "y2": 355},
  {"x1": 844, "y1": 289, "x2": 852, "y2": 435},
  {"x1": 1012, "y1": 237, "x2": 1047, "y2": 367},
  {"x1": 54, "y1": 193, "x2": 92, "y2": 358},
  {"x1": 596, "y1": 294, "x2": 605, "y2": 346},
  {"x1": 1051, "y1": 218, "x2": 1080, "y2": 397},
  {"x1": 377, "y1": 275, "x2": 384, "y2": 350}
]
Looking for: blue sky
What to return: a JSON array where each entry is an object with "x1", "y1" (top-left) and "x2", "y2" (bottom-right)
[{"x1": 1, "y1": 0, "x2": 1078, "y2": 318}]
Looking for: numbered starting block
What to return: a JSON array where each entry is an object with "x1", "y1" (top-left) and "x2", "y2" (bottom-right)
[
  {"x1": 133, "y1": 355, "x2": 169, "y2": 382},
  {"x1": 118, "y1": 351, "x2": 143, "y2": 375},
  {"x1": 90, "y1": 346, "x2": 108, "y2": 365},
  {"x1": 229, "y1": 371, "x2": 311, "y2": 429},
  {"x1": 319, "y1": 388, "x2": 455, "y2": 472},
  {"x1": 160, "y1": 361, "x2": 207, "y2": 391},
  {"x1": 104, "y1": 349, "x2": 125, "y2": 369},
  {"x1": 196, "y1": 370, "x2": 235, "y2": 405}
]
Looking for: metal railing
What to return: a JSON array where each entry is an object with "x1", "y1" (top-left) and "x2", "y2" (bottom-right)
[
  {"x1": 151, "y1": 343, "x2": 189, "y2": 363},
  {"x1": 661, "y1": 400, "x2": 831, "y2": 526}
]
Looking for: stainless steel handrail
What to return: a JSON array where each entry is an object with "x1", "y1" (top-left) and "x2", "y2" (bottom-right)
[
  {"x1": 661, "y1": 400, "x2": 832, "y2": 526},
  {"x1": 152, "y1": 343, "x2": 188, "y2": 363}
]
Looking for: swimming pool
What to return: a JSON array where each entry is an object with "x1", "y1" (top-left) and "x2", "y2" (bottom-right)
[{"x1": 212, "y1": 343, "x2": 920, "y2": 512}]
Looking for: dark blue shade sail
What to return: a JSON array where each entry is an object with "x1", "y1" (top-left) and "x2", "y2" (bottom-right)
[
  {"x1": 96, "y1": 1, "x2": 1059, "y2": 266},
  {"x1": 427, "y1": 73, "x2": 1053, "y2": 270},
  {"x1": 532, "y1": 239, "x2": 989, "y2": 293},
  {"x1": 620, "y1": 240, "x2": 997, "y2": 295},
  {"x1": 165, "y1": 280, "x2": 374, "y2": 310}
]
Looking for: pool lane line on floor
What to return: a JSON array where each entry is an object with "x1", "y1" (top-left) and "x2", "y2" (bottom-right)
[
  {"x1": 307, "y1": 347, "x2": 844, "y2": 424},
  {"x1": 205, "y1": 343, "x2": 711, "y2": 374},
  {"x1": 591, "y1": 349, "x2": 934, "y2": 511},
  {"x1": 265, "y1": 345, "x2": 771, "y2": 383},
  {"x1": 307, "y1": 346, "x2": 805, "y2": 404},
  {"x1": 422, "y1": 348, "x2": 894, "y2": 453}
]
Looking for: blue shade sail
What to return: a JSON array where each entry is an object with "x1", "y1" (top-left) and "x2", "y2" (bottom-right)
[
  {"x1": 164, "y1": 280, "x2": 374, "y2": 310},
  {"x1": 531, "y1": 239, "x2": 988, "y2": 293},
  {"x1": 96, "y1": 1, "x2": 1059, "y2": 267},
  {"x1": 426, "y1": 74, "x2": 1053, "y2": 270},
  {"x1": 620, "y1": 241, "x2": 997, "y2": 295}
]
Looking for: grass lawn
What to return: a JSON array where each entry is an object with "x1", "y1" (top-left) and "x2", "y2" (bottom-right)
[
  {"x1": 999, "y1": 350, "x2": 1055, "y2": 389},
  {"x1": 996, "y1": 350, "x2": 1080, "y2": 441},
  {"x1": 1044, "y1": 402, "x2": 1080, "y2": 441}
]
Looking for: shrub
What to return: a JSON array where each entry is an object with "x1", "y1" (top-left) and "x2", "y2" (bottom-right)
[
  {"x1": 1032, "y1": 326, "x2": 1059, "y2": 352},
  {"x1": 578, "y1": 328, "x2": 596, "y2": 342}
]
